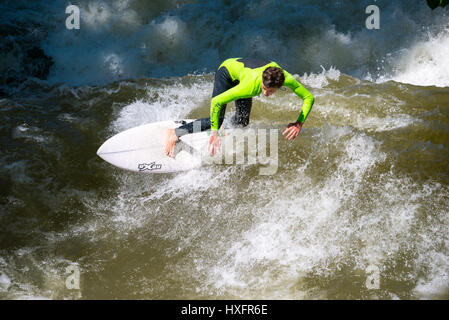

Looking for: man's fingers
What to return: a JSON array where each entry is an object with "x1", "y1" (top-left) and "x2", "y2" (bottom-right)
[
  {"x1": 208, "y1": 137, "x2": 214, "y2": 152},
  {"x1": 282, "y1": 124, "x2": 302, "y2": 140},
  {"x1": 282, "y1": 127, "x2": 293, "y2": 136},
  {"x1": 214, "y1": 143, "x2": 220, "y2": 155},
  {"x1": 213, "y1": 143, "x2": 219, "y2": 155},
  {"x1": 208, "y1": 137, "x2": 221, "y2": 156},
  {"x1": 286, "y1": 128, "x2": 298, "y2": 140}
]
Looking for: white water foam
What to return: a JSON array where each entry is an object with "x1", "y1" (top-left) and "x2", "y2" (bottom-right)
[
  {"x1": 198, "y1": 125, "x2": 448, "y2": 299},
  {"x1": 356, "y1": 114, "x2": 421, "y2": 132},
  {"x1": 111, "y1": 76, "x2": 212, "y2": 132},
  {"x1": 383, "y1": 29, "x2": 449, "y2": 88},
  {"x1": 298, "y1": 66, "x2": 341, "y2": 89},
  {"x1": 12, "y1": 124, "x2": 54, "y2": 144},
  {"x1": 4, "y1": 0, "x2": 446, "y2": 87}
]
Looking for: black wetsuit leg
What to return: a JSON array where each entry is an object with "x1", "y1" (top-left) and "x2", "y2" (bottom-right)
[
  {"x1": 174, "y1": 66, "x2": 250, "y2": 137},
  {"x1": 231, "y1": 98, "x2": 252, "y2": 127}
]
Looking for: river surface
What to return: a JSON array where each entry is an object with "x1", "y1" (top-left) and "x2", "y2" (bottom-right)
[{"x1": 1, "y1": 0, "x2": 448, "y2": 299}]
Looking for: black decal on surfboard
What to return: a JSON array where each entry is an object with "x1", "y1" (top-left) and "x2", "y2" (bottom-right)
[
  {"x1": 175, "y1": 120, "x2": 187, "y2": 124},
  {"x1": 138, "y1": 162, "x2": 162, "y2": 171}
]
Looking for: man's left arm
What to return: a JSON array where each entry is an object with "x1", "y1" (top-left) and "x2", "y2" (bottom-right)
[
  {"x1": 283, "y1": 71, "x2": 315, "y2": 124},
  {"x1": 281, "y1": 70, "x2": 315, "y2": 140}
]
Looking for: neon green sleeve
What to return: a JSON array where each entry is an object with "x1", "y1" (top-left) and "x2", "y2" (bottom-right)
[
  {"x1": 283, "y1": 71, "x2": 315, "y2": 124},
  {"x1": 210, "y1": 83, "x2": 249, "y2": 131}
]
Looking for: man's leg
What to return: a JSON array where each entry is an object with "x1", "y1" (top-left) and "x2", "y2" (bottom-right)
[
  {"x1": 165, "y1": 107, "x2": 226, "y2": 157},
  {"x1": 173, "y1": 66, "x2": 234, "y2": 138},
  {"x1": 165, "y1": 67, "x2": 235, "y2": 157},
  {"x1": 231, "y1": 98, "x2": 252, "y2": 127},
  {"x1": 173, "y1": 106, "x2": 227, "y2": 137}
]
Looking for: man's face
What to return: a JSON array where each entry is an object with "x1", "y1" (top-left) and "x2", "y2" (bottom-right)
[{"x1": 261, "y1": 82, "x2": 278, "y2": 97}]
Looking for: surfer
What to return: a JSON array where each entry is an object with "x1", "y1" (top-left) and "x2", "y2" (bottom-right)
[{"x1": 164, "y1": 58, "x2": 314, "y2": 157}]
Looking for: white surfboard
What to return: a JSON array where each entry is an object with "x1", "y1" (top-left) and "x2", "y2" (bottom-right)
[{"x1": 97, "y1": 119, "x2": 214, "y2": 173}]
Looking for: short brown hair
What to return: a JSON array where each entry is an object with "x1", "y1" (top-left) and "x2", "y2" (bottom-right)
[{"x1": 262, "y1": 67, "x2": 285, "y2": 88}]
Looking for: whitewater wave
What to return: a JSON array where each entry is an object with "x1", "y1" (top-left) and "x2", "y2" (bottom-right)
[
  {"x1": 1, "y1": 0, "x2": 449, "y2": 89},
  {"x1": 387, "y1": 28, "x2": 449, "y2": 87}
]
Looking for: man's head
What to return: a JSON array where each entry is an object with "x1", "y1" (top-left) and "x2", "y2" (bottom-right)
[{"x1": 262, "y1": 67, "x2": 284, "y2": 96}]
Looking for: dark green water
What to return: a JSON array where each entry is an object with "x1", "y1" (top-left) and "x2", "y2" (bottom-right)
[{"x1": 1, "y1": 71, "x2": 448, "y2": 299}]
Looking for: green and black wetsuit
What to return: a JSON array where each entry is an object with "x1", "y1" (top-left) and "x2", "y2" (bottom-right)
[{"x1": 175, "y1": 58, "x2": 314, "y2": 137}]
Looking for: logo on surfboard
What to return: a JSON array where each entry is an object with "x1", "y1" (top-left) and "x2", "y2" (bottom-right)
[{"x1": 138, "y1": 162, "x2": 162, "y2": 172}]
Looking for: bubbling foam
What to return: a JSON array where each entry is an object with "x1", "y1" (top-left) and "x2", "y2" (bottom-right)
[
  {"x1": 3, "y1": 0, "x2": 448, "y2": 88},
  {"x1": 388, "y1": 29, "x2": 449, "y2": 87}
]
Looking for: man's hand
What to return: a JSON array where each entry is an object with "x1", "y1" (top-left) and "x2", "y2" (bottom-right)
[
  {"x1": 208, "y1": 130, "x2": 221, "y2": 156},
  {"x1": 282, "y1": 121, "x2": 303, "y2": 140}
]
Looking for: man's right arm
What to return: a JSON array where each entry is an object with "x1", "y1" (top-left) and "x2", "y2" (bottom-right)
[{"x1": 210, "y1": 84, "x2": 246, "y2": 131}]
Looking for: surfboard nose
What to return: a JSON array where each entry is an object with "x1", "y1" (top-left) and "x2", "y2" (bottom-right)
[
  {"x1": 96, "y1": 119, "x2": 203, "y2": 173},
  {"x1": 96, "y1": 142, "x2": 106, "y2": 157}
]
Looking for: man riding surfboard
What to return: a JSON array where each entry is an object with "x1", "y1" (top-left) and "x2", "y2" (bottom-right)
[{"x1": 165, "y1": 58, "x2": 314, "y2": 157}]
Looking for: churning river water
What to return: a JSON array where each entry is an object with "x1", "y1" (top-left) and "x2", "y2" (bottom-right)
[{"x1": 1, "y1": 0, "x2": 448, "y2": 299}]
